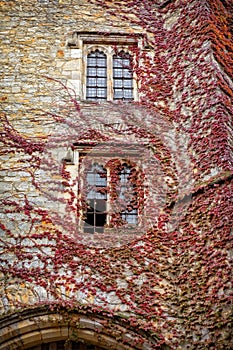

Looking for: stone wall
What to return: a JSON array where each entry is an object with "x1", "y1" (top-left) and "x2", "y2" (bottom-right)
[{"x1": 0, "y1": 1, "x2": 232, "y2": 349}]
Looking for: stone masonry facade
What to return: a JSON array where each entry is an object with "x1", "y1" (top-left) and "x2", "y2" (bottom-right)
[{"x1": 0, "y1": 1, "x2": 232, "y2": 349}]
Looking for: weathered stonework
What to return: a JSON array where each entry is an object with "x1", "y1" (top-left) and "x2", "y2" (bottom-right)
[{"x1": 0, "y1": 0, "x2": 232, "y2": 349}]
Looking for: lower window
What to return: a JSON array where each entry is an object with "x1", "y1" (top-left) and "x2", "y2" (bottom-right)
[{"x1": 79, "y1": 158, "x2": 141, "y2": 234}]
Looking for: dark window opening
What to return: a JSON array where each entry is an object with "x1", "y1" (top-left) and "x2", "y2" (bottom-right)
[
  {"x1": 86, "y1": 50, "x2": 107, "y2": 101},
  {"x1": 113, "y1": 51, "x2": 133, "y2": 101},
  {"x1": 84, "y1": 199, "x2": 106, "y2": 234},
  {"x1": 84, "y1": 163, "x2": 107, "y2": 233}
]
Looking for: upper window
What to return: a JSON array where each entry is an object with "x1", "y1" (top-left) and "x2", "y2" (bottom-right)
[
  {"x1": 85, "y1": 49, "x2": 134, "y2": 101},
  {"x1": 86, "y1": 50, "x2": 133, "y2": 101},
  {"x1": 67, "y1": 32, "x2": 140, "y2": 101}
]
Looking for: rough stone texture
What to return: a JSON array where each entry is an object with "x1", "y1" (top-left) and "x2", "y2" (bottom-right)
[{"x1": 0, "y1": 0, "x2": 232, "y2": 349}]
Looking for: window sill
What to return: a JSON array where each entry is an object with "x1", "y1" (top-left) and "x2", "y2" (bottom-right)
[{"x1": 80, "y1": 99, "x2": 135, "y2": 104}]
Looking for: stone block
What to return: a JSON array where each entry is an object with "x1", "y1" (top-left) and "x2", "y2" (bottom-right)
[
  {"x1": 70, "y1": 49, "x2": 82, "y2": 59},
  {"x1": 41, "y1": 328, "x2": 64, "y2": 342},
  {"x1": 12, "y1": 86, "x2": 21, "y2": 93},
  {"x1": 21, "y1": 331, "x2": 42, "y2": 348},
  {"x1": 78, "y1": 317, "x2": 103, "y2": 331},
  {"x1": 62, "y1": 60, "x2": 78, "y2": 71},
  {"x1": 0, "y1": 182, "x2": 12, "y2": 192}
]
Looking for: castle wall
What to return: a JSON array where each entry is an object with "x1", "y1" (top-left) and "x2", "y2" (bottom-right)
[{"x1": 0, "y1": 1, "x2": 232, "y2": 349}]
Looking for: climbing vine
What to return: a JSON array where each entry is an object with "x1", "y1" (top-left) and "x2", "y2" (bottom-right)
[{"x1": 0, "y1": 0, "x2": 232, "y2": 349}]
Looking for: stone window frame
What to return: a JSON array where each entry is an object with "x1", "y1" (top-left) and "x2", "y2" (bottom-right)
[
  {"x1": 65, "y1": 142, "x2": 144, "y2": 234},
  {"x1": 67, "y1": 32, "x2": 143, "y2": 102},
  {"x1": 84, "y1": 45, "x2": 135, "y2": 101}
]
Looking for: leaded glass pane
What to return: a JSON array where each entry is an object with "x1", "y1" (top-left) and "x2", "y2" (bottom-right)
[
  {"x1": 114, "y1": 80, "x2": 123, "y2": 88},
  {"x1": 113, "y1": 59, "x2": 122, "y2": 67},
  {"x1": 124, "y1": 90, "x2": 133, "y2": 99},
  {"x1": 97, "y1": 68, "x2": 107, "y2": 76},
  {"x1": 87, "y1": 77, "x2": 96, "y2": 86},
  {"x1": 122, "y1": 209, "x2": 138, "y2": 224},
  {"x1": 114, "y1": 90, "x2": 124, "y2": 99},
  {"x1": 86, "y1": 88, "x2": 97, "y2": 97},
  {"x1": 123, "y1": 79, "x2": 133, "y2": 88},
  {"x1": 123, "y1": 58, "x2": 130, "y2": 66},
  {"x1": 97, "y1": 77, "x2": 107, "y2": 85},
  {"x1": 123, "y1": 70, "x2": 132, "y2": 78},
  {"x1": 87, "y1": 67, "x2": 97, "y2": 76},
  {"x1": 97, "y1": 88, "x2": 107, "y2": 97},
  {"x1": 88, "y1": 57, "x2": 97, "y2": 65},
  {"x1": 113, "y1": 69, "x2": 123, "y2": 78},
  {"x1": 96, "y1": 58, "x2": 106, "y2": 66}
]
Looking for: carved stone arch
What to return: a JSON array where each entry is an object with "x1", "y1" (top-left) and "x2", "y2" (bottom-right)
[
  {"x1": 84, "y1": 45, "x2": 110, "y2": 56},
  {"x1": 0, "y1": 307, "x2": 169, "y2": 350},
  {"x1": 110, "y1": 46, "x2": 134, "y2": 56}
]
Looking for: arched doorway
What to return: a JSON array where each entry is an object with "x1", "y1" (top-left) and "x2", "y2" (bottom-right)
[{"x1": 0, "y1": 306, "x2": 168, "y2": 350}]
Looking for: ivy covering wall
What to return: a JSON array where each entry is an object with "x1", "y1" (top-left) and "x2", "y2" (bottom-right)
[{"x1": 0, "y1": 0, "x2": 232, "y2": 349}]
